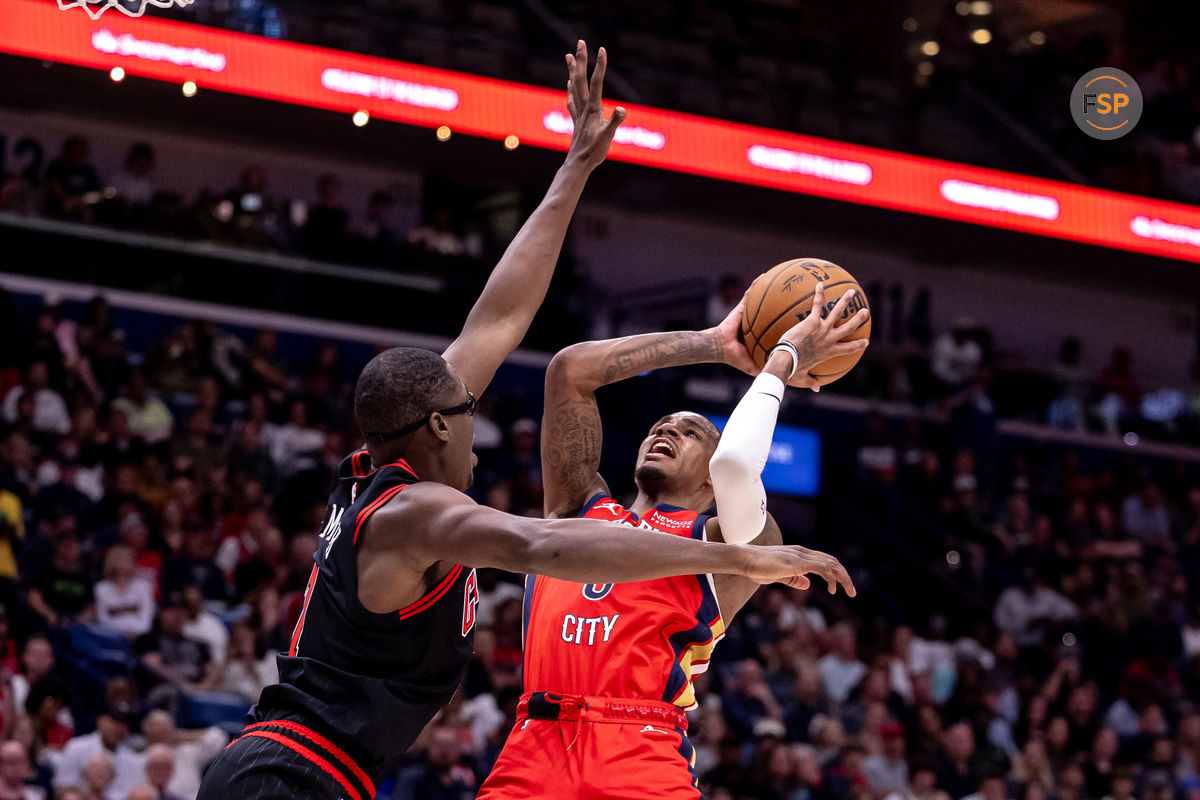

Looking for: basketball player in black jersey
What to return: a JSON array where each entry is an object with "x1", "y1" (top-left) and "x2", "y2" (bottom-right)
[{"x1": 198, "y1": 43, "x2": 854, "y2": 800}]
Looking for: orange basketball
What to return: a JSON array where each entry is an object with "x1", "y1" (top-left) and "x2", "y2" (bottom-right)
[{"x1": 739, "y1": 258, "x2": 871, "y2": 386}]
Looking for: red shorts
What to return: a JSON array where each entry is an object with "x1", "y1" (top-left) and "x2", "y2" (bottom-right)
[{"x1": 477, "y1": 693, "x2": 702, "y2": 800}]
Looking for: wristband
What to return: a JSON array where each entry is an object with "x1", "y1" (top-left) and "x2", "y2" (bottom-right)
[{"x1": 768, "y1": 341, "x2": 799, "y2": 380}]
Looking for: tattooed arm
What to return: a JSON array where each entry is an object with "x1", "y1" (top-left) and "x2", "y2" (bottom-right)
[{"x1": 541, "y1": 311, "x2": 750, "y2": 518}]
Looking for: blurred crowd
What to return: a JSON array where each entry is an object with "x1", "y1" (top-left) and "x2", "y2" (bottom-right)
[
  {"x1": 0, "y1": 134, "x2": 487, "y2": 270},
  {"x1": 0, "y1": 278, "x2": 1195, "y2": 800}
]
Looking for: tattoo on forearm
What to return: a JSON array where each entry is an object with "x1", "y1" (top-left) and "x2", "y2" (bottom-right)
[
  {"x1": 542, "y1": 397, "x2": 604, "y2": 504},
  {"x1": 601, "y1": 332, "x2": 723, "y2": 384}
]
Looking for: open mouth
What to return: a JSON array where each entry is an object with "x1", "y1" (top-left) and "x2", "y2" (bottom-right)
[{"x1": 645, "y1": 439, "x2": 676, "y2": 459}]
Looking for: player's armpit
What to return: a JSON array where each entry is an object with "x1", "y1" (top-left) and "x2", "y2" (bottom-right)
[{"x1": 709, "y1": 513, "x2": 783, "y2": 622}]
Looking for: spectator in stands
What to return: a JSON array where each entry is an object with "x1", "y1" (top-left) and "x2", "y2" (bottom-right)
[
  {"x1": 78, "y1": 753, "x2": 115, "y2": 800},
  {"x1": 178, "y1": 586, "x2": 226, "y2": 667},
  {"x1": 94, "y1": 545, "x2": 156, "y2": 638},
  {"x1": 0, "y1": 738, "x2": 43, "y2": 800},
  {"x1": 225, "y1": 422, "x2": 277, "y2": 496},
  {"x1": 299, "y1": 173, "x2": 348, "y2": 261},
  {"x1": 44, "y1": 136, "x2": 100, "y2": 222},
  {"x1": 266, "y1": 400, "x2": 322, "y2": 476},
  {"x1": 54, "y1": 703, "x2": 142, "y2": 800},
  {"x1": 352, "y1": 190, "x2": 398, "y2": 265},
  {"x1": 8, "y1": 637, "x2": 59, "y2": 729},
  {"x1": 723, "y1": 659, "x2": 785, "y2": 742},
  {"x1": 930, "y1": 318, "x2": 983, "y2": 397},
  {"x1": 993, "y1": 567, "x2": 1078, "y2": 650},
  {"x1": 391, "y1": 726, "x2": 477, "y2": 800},
  {"x1": 240, "y1": 331, "x2": 288, "y2": 403},
  {"x1": 1121, "y1": 483, "x2": 1172, "y2": 550},
  {"x1": 125, "y1": 785, "x2": 158, "y2": 800},
  {"x1": 406, "y1": 207, "x2": 465, "y2": 256},
  {"x1": 32, "y1": 461, "x2": 92, "y2": 533},
  {"x1": 133, "y1": 592, "x2": 217, "y2": 710},
  {"x1": 936, "y1": 722, "x2": 981, "y2": 800},
  {"x1": 24, "y1": 526, "x2": 91, "y2": 630},
  {"x1": 0, "y1": 490, "x2": 24, "y2": 610},
  {"x1": 140, "y1": 711, "x2": 226, "y2": 800},
  {"x1": 819, "y1": 622, "x2": 867, "y2": 707},
  {"x1": 1, "y1": 363, "x2": 70, "y2": 438},
  {"x1": 24, "y1": 677, "x2": 73, "y2": 752},
  {"x1": 139, "y1": 743, "x2": 182, "y2": 800},
  {"x1": 106, "y1": 144, "x2": 157, "y2": 222},
  {"x1": 706, "y1": 274, "x2": 744, "y2": 328},
  {"x1": 215, "y1": 618, "x2": 276, "y2": 705},
  {"x1": 111, "y1": 372, "x2": 172, "y2": 446},
  {"x1": 1048, "y1": 336, "x2": 1089, "y2": 430},
  {"x1": 863, "y1": 721, "x2": 910, "y2": 796}
]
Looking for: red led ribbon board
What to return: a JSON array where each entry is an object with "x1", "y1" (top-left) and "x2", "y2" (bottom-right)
[{"x1": 7, "y1": 0, "x2": 1200, "y2": 263}]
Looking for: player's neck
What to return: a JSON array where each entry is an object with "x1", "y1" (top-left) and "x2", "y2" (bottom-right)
[
  {"x1": 630, "y1": 488, "x2": 710, "y2": 516},
  {"x1": 368, "y1": 445, "x2": 448, "y2": 486}
]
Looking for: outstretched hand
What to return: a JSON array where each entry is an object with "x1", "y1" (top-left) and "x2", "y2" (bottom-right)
[
  {"x1": 742, "y1": 544, "x2": 857, "y2": 597},
  {"x1": 565, "y1": 40, "x2": 626, "y2": 171}
]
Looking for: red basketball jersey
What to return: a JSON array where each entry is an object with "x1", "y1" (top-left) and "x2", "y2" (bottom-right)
[{"x1": 521, "y1": 494, "x2": 725, "y2": 711}]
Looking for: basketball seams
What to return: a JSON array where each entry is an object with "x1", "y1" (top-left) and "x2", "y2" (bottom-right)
[
  {"x1": 757, "y1": 279, "x2": 856, "y2": 349},
  {"x1": 746, "y1": 259, "x2": 802, "y2": 334}
]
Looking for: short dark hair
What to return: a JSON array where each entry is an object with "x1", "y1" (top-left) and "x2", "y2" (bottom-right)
[{"x1": 354, "y1": 347, "x2": 458, "y2": 440}]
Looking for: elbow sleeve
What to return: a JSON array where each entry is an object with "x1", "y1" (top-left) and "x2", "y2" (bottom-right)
[{"x1": 709, "y1": 373, "x2": 783, "y2": 544}]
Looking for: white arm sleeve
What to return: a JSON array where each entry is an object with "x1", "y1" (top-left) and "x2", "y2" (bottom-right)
[{"x1": 708, "y1": 372, "x2": 783, "y2": 544}]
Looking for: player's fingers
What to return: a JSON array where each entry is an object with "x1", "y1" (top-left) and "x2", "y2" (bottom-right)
[
  {"x1": 810, "y1": 282, "x2": 825, "y2": 322},
  {"x1": 832, "y1": 339, "x2": 870, "y2": 357},
  {"x1": 832, "y1": 307, "x2": 870, "y2": 335},
  {"x1": 589, "y1": 46, "x2": 608, "y2": 110},
  {"x1": 571, "y1": 41, "x2": 589, "y2": 105},
  {"x1": 607, "y1": 106, "x2": 627, "y2": 131},
  {"x1": 787, "y1": 574, "x2": 811, "y2": 591},
  {"x1": 566, "y1": 81, "x2": 579, "y2": 119},
  {"x1": 824, "y1": 289, "x2": 856, "y2": 329}
]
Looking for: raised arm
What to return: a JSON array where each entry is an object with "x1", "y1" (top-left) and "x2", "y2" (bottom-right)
[
  {"x1": 358, "y1": 481, "x2": 855, "y2": 612},
  {"x1": 540, "y1": 303, "x2": 753, "y2": 517},
  {"x1": 442, "y1": 41, "x2": 625, "y2": 396}
]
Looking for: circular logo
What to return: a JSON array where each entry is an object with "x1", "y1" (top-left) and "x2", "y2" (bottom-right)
[{"x1": 1070, "y1": 67, "x2": 1143, "y2": 140}]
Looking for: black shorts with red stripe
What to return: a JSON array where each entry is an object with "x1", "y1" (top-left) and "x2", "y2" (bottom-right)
[{"x1": 199, "y1": 720, "x2": 376, "y2": 800}]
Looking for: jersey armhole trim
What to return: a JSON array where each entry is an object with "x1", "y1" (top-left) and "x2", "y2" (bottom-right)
[
  {"x1": 396, "y1": 564, "x2": 464, "y2": 621},
  {"x1": 577, "y1": 492, "x2": 611, "y2": 517},
  {"x1": 352, "y1": 483, "x2": 409, "y2": 545}
]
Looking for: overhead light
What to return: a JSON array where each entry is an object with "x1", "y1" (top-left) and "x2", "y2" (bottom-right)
[
  {"x1": 917, "y1": 61, "x2": 935, "y2": 76},
  {"x1": 955, "y1": 1, "x2": 970, "y2": 14},
  {"x1": 970, "y1": 28, "x2": 992, "y2": 44},
  {"x1": 921, "y1": 40, "x2": 940, "y2": 56},
  {"x1": 436, "y1": 125, "x2": 452, "y2": 141},
  {"x1": 969, "y1": 1, "x2": 992, "y2": 14},
  {"x1": 181, "y1": 80, "x2": 197, "y2": 97},
  {"x1": 1029, "y1": 31, "x2": 1046, "y2": 46},
  {"x1": 504, "y1": 135, "x2": 519, "y2": 150},
  {"x1": 109, "y1": 67, "x2": 125, "y2": 82},
  {"x1": 902, "y1": 18, "x2": 918, "y2": 32},
  {"x1": 352, "y1": 110, "x2": 369, "y2": 127}
]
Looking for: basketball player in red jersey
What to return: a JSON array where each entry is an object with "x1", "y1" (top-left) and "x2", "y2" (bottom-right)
[
  {"x1": 200, "y1": 45, "x2": 852, "y2": 800},
  {"x1": 477, "y1": 283, "x2": 869, "y2": 799}
]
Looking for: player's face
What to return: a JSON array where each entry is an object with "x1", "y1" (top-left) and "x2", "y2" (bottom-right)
[
  {"x1": 438, "y1": 368, "x2": 478, "y2": 491},
  {"x1": 634, "y1": 412, "x2": 718, "y2": 494}
]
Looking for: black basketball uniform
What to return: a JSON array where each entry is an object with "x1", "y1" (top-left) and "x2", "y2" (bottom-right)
[{"x1": 198, "y1": 450, "x2": 479, "y2": 800}]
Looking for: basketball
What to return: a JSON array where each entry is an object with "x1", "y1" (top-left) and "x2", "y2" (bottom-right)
[{"x1": 739, "y1": 258, "x2": 871, "y2": 386}]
